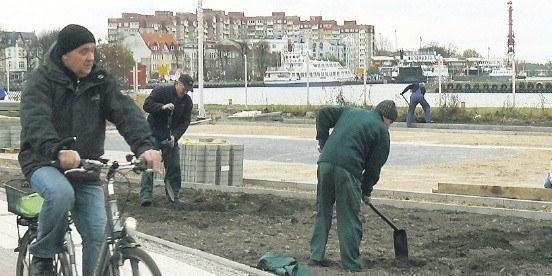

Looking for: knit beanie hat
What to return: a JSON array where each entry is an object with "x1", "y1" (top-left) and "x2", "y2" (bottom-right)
[
  {"x1": 57, "y1": 24, "x2": 96, "y2": 55},
  {"x1": 375, "y1": 100, "x2": 398, "y2": 121}
]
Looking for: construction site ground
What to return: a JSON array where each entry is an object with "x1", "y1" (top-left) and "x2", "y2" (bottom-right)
[{"x1": 2, "y1": 120, "x2": 552, "y2": 275}]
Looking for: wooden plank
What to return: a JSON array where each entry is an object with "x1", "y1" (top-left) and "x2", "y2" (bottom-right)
[
  {"x1": 1, "y1": 148, "x2": 19, "y2": 154},
  {"x1": 433, "y1": 182, "x2": 552, "y2": 201}
]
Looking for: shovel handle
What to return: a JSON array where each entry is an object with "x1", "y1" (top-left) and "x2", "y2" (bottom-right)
[
  {"x1": 401, "y1": 94, "x2": 409, "y2": 105},
  {"x1": 368, "y1": 203, "x2": 399, "y2": 231}
]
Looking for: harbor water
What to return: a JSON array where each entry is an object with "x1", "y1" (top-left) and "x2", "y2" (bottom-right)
[
  {"x1": 175, "y1": 83, "x2": 552, "y2": 108},
  {"x1": 9, "y1": 83, "x2": 551, "y2": 109}
]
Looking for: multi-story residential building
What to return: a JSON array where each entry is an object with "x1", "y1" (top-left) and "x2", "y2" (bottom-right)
[
  {"x1": 1, "y1": 31, "x2": 39, "y2": 89},
  {"x1": 108, "y1": 9, "x2": 375, "y2": 79}
]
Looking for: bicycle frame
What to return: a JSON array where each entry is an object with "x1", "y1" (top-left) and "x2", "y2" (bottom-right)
[
  {"x1": 93, "y1": 161, "x2": 141, "y2": 275},
  {"x1": 65, "y1": 157, "x2": 160, "y2": 276},
  {"x1": 63, "y1": 221, "x2": 79, "y2": 275}
]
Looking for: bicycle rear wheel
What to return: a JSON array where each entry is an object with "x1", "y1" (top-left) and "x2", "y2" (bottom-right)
[
  {"x1": 102, "y1": 247, "x2": 162, "y2": 276},
  {"x1": 15, "y1": 230, "x2": 33, "y2": 276},
  {"x1": 16, "y1": 230, "x2": 72, "y2": 276}
]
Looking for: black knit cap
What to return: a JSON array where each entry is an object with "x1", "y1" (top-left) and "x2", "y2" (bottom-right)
[
  {"x1": 57, "y1": 24, "x2": 96, "y2": 55},
  {"x1": 375, "y1": 100, "x2": 398, "y2": 121}
]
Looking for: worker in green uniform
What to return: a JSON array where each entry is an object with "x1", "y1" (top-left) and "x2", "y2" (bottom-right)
[{"x1": 309, "y1": 100, "x2": 397, "y2": 272}]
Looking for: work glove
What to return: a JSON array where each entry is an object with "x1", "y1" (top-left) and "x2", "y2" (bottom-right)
[
  {"x1": 170, "y1": 135, "x2": 177, "y2": 146},
  {"x1": 362, "y1": 195, "x2": 371, "y2": 205},
  {"x1": 162, "y1": 103, "x2": 174, "y2": 110}
]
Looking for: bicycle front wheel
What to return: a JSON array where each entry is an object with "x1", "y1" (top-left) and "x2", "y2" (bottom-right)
[
  {"x1": 16, "y1": 230, "x2": 72, "y2": 276},
  {"x1": 103, "y1": 247, "x2": 162, "y2": 276}
]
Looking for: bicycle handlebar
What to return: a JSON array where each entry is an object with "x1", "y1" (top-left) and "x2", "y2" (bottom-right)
[{"x1": 64, "y1": 155, "x2": 150, "y2": 175}]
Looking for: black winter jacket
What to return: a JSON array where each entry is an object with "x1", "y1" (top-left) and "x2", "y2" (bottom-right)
[
  {"x1": 143, "y1": 85, "x2": 192, "y2": 142},
  {"x1": 18, "y1": 43, "x2": 157, "y2": 181}
]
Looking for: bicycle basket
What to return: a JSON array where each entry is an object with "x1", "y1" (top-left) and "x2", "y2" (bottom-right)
[{"x1": 4, "y1": 179, "x2": 43, "y2": 218}]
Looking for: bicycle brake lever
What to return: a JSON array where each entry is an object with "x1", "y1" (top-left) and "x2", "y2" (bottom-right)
[
  {"x1": 125, "y1": 154, "x2": 134, "y2": 162},
  {"x1": 132, "y1": 160, "x2": 149, "y2": 174}
]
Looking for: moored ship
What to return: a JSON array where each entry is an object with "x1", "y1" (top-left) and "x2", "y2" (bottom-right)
[{"x1": 263, "y1": 41, "x2": 355, "y2": 87}]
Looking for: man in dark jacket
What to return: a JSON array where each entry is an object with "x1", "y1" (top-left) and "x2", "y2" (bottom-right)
[
  {"x1": 309, "y1": 100, "x2": 397, "y2": 272},
  {"x1": 139, "y1": 74, "x2": 193, "y2": 206},
  {"x1": 18, "y1": 24, "x2": 162, "y2": 276},
  {"x1": 401, "y1": 82, "x2": 432, "y2": 127}
]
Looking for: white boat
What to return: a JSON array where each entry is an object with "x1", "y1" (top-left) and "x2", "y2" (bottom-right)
[
  {"x1": 489, "y1": 67, "x2": 515, "y2": 81},
  {"x1": 263, "y1": 41, "x2": 355, "y2": 87}
]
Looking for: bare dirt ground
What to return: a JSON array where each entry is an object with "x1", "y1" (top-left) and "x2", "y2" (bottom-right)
[{"x1": 5, "y1": 121, "x2": 552, "y2": 275}]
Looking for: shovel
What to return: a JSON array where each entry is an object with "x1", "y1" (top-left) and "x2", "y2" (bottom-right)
[
  {"x1": 163, "y1": 107, "x2": 176, "y2": 202},
  {"x1": 368, "y1": 203, "x2": 409, "y2": 260},
  {"x1": 401, "y1": 93, "x2": 409, "y2": 105}
]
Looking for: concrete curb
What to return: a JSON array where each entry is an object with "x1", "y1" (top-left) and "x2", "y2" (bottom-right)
[
  {"x1": 186, "y1": 179, "x2": 552, "y2": 220},
  {"x1": 134, "y1": 232, "x2": 273, "y2": 276}
]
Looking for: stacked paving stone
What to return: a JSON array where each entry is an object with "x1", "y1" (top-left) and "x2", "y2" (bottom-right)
[
  {"x1": 179, "y1": 138, "x2": 244, "y2": 186},
  {"x1": 0, "y1": 116, "x2": 21, "y2": 149}
]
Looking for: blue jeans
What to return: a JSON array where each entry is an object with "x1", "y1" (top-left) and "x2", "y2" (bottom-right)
[
  {"x1": 30, "y1": 166, "x2": 107, "y2": 276},
  {"x1": 406, "y1": 93, "x2": 432, "y2": 127}
]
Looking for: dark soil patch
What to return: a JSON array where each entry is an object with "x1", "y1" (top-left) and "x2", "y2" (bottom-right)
[
  {"x1": 5, "y1": 171, "x2": 552, "y2": 275},
  {"x1": 116, "y1": 182, "x2": 552, "y2": 276}
]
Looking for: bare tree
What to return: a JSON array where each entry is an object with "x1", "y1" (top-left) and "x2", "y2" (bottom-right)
[
  {"x1": 252, "y1": 41, "x2": 276, "y2": 80},
  {"x1": 36, "y1": 29, "x2": 60, "y2": 64},
  {"x1": 96, "y1": 43, "x2": 135, "y2": 86},
  {"x1": 214, "y1": 40, "x2": 240, "y2": 81}
]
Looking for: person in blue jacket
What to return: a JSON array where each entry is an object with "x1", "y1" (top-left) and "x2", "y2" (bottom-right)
[
  {"x1": 401, "y1": 82, "x2": 433, "y2": 127},
  {"x1": 309, "y1": 100, "x2": 397, "y2": 272},
  {"x1": 139, "y1": 74, "x2": 193, "y2": 206}
]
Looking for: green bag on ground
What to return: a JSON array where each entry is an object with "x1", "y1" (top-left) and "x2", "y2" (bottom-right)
[
  {"x1": 16, "y1": 193, "x2": 44, "y2": 218},
  {"x1": 257, "y1": 251, "x2": 313, "y2": 276}
]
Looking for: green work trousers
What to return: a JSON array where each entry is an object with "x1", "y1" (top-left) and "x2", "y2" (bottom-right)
[
  {"x1": 310, "y1": 162, "x2": 363, "y2": 271},
  {"x1": 139, "y1": 141, "x2": 181, "y2": 201}
]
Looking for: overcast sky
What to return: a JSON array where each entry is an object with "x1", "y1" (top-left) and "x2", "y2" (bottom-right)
[{"x1": 3, "y1": 0, "x2": 550, "y2": 63}]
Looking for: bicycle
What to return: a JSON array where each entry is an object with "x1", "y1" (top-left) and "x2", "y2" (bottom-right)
[{"x1": 5, "y1": 154, "x2": 162, "y2": 276}]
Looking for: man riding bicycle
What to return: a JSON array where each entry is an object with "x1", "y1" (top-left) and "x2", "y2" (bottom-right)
[{"x1": 18, "y1": 24, "x2": 162, "y2": 276}]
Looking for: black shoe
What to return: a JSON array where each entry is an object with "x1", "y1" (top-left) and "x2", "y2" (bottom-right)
[
  {"x1": 309, "y1": 258, "x2": 334, "y2": 267},
  {"x1": 31, "y1": 256, "x2": 55, "y2": 276},
  {"x1": 140, "y1": 199, "x2": 152, "y2": 207}
]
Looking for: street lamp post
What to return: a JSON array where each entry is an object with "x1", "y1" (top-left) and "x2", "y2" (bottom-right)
[
  {"x1": 306, "y1": 52, "x2": 310, "y2": 105},
  {"x1": 5, "y1": 60, "x2": 10, "y2": 94},
  {"x1": 244, "y1": 54, "x2": 248, "y2": 110},
  {"x1": 197, "y1": 0, "x2": 206, "y2": 119},
  {"x1": 437, "y1": 54, "x2": 442, "y2": 106},
  {"x1": 511, "y1": 53, "x2": 516, "y2": 109},
  {"x1": 363, "y1": 44, "x2": 367, "y2": 106}
]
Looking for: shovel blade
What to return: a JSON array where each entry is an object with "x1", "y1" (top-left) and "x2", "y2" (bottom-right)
[
  {"x1": 164, "y1": 180, "x2": 175, "y2": 202},
  {"x1": 393, "y1": 229, "x2": 409, "y2": 260}
]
